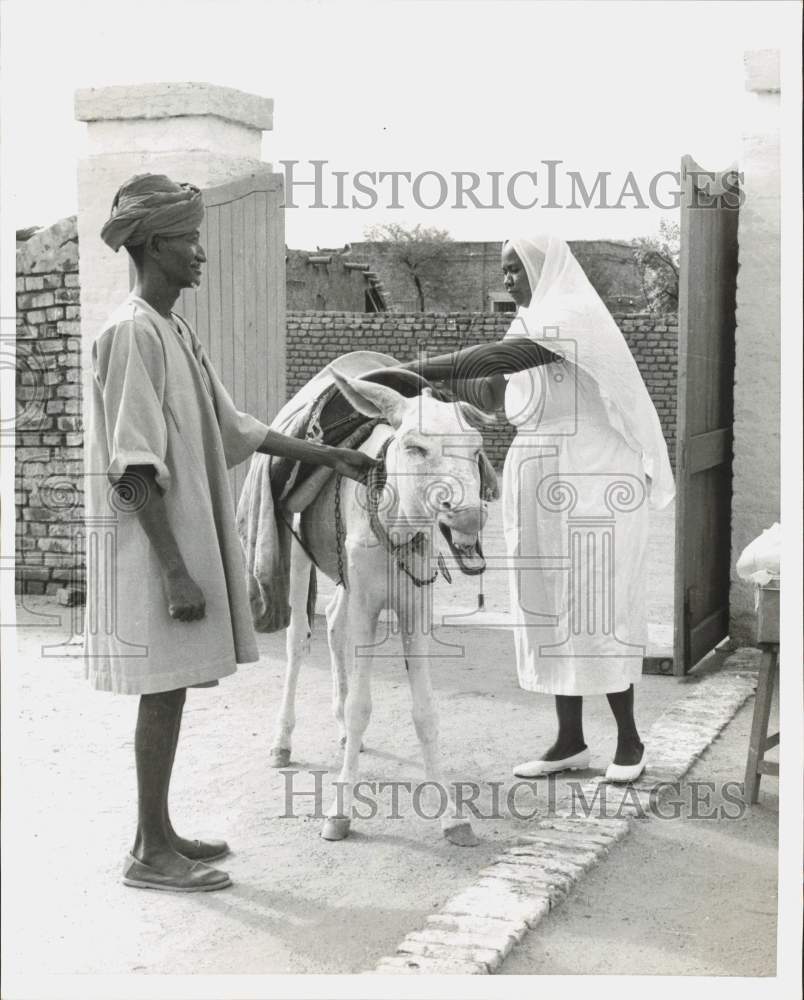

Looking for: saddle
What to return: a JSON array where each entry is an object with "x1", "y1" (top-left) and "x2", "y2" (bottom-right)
[
  {"x1": 274, "y1": 368, "x2": 499, "y2": 513},
  {"x1": 239, "y1": 355, "x2": 498, "y2": 634}
]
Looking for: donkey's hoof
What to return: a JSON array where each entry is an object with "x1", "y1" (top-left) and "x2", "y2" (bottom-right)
[
  {"x1": 338, "y1": 736, "x2": 365, "y2": 752},
  {"x1": 269, "y1": 747, "x2": 291, "y2": 768},
  {"x1": 321, "y1": 816, "x2": 351, "y2": 841},
  {"x1": 443, "y1": 822, "x2": 479, "y2": 847}
]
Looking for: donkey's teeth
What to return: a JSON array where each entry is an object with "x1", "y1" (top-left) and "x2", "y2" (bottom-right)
[{"x1": 451, "y1": 530, "x2": 477, "y2": 548}]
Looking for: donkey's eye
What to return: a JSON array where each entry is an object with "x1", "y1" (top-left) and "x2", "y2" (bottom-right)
[{"x1": 406, "y1": 444, "x2": 427, "y2": 458}]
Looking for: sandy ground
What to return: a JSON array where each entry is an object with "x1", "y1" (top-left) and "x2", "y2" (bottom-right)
[
  {"x1": 2, "y1": 500, "x2": 779, "y2": 979},
  {"x1": 501, "y1": 692, "x2": 779, "y2": 976}
]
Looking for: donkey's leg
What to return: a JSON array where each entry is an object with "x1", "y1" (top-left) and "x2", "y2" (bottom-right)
[
  {"x1": 322, "y1": 594, "x2": 379, "y2": 841},
  {"x1": 400, "y1": 601, "x2": 479, "y2": 847},
  {"x1": 269, "y1": 537, "x2": 313, "y2": 768},
  {"x1": 325, "y1": 585, "x2": 349, "y2": 746}
]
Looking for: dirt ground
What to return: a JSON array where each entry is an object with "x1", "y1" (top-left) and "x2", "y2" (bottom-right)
[
  {"x1": 2, "y1": 500, "x2": 780, "y2": 981},
  {"x1": 501, "y1": 693, "x2": 779, "y2": 976}
]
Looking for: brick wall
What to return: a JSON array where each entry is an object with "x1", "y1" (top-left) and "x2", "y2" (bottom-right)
[
  {"x1": 287, "y1": 310, "x2": 677, "y2": 469},
  {"x1": 15, "y1": 217, "x2": 84, "y2": 597},
  {"x1": 286, "y1": 312, "x2": 519, "y2": 462},
  {"x1": 617, "y1": 313, "x2": 678, "y2": 469},
  {"x1": 12, "y1": 229, "x2": 676, "y2": 595}
]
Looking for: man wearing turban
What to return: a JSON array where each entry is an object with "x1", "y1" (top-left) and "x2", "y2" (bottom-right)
[{"x1": 86, "y1": 174, "x2": 373, "y2": 893}]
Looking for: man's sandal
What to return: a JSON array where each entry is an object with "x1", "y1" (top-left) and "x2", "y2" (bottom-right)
[
  {"x1": 122, "y1": 854, "x2": 231, "y2": 892},
  {"x1": 176, "y1": 838, "x2": 230, "y2": 863}
]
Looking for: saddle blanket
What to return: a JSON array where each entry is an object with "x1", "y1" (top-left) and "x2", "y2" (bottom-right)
[{"x1": 237, "y1": 351, "x2": 405, "y2": 632}]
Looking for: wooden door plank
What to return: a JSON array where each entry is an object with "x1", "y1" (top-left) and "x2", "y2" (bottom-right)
[
  {"x1": 244, "y1": 192, "x2": 258, "y2": 421},
  {"x1": 266, "y1": 180, "x2": 286, "y2": 420},
  {"x1": 217, "y1": 195, "x2": 235, "y2": 498},
  {"x1": 195, "y1": 212, "x2": 210, "y2": 352},
  {"x1": 166, "y1": 170, "x2": 285, "y2": 504},
  {"x1": 202, "y1": 168, "x2": 280, "y2": 207},
  {"x1": 218, "y1": 201, "x2": 234, "y2": 392},
  {"x1": 206, "y1": 205, "x2": 222, "y2": 373},
  {"x1": 254, "y1": 190, "x2": 269, "y2": 424},
  {"x1": 689, "y1": 604, "x2": 730, "y2": 665},
  {"x1": 232, "y1": 195, "x2": 246, "y2": 416},
  {"x1": 673, "y1": 158, "x2": 694, "y2": 676},
  {"x1": 232, "y1": 195, "x2": 246, "y2": 502},
  {"x1": 674, "y1": 155, "x2": 738, "y2": 675},
  {"x1": 689, "y1": 427, "x2": 732, "y2": 474}
]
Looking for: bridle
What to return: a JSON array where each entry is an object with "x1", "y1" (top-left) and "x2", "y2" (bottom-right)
[
  {"x1": 333, "y1": 432, "x2": 494, "y2": 590},
  {"x1": 334, "y1": 436, "x2": 439, "y2": 589},
  {"x1": 368, "y1": 437, "x2": 441, "y2": 588}
]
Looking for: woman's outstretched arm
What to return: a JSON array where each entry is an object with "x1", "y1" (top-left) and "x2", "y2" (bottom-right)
[
  {"x1": 401, "y1": 338, "x2": 558, "y2": 381},
  {"x1": 392, "y1": 338, "x2": 559, "y2": 411}
]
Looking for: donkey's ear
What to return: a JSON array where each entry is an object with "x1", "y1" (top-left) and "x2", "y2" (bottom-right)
[
  {"x1": 458, "y1": 401, "x2": 497, "y2": 428},
  {"x1": 330, "y1": 368, "x2": 408, "y2": 428}
]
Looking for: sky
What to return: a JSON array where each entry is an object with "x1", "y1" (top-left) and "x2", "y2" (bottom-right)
[{"x1": 1, "y1": 0, "x2": 797, "y2": 248}]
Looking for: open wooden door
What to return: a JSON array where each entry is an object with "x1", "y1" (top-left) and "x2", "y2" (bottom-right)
[
  {"x1": 673, "y1": 156, "x2": 739, "y2": 675},
  {"x1": 177, "y1": 169, "x2": 286, "y2": 502}
]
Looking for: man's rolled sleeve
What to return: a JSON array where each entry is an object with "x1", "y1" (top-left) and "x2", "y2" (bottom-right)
[{"x1": 93, "y1": 320, "x2": 172, "y2": 492}]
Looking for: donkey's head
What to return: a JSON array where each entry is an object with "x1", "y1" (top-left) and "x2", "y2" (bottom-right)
[{"x1": 331, "y1": 370, "x2": 496, "y2": 573}]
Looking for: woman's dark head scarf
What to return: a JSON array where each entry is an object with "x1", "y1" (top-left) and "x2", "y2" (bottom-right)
[{"x1": 100, "y1": 173, "x2": 204, "y2": 253}]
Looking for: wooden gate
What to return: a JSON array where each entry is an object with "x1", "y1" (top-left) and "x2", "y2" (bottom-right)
[
  {"x1": 177, "y1": 169, "x2": 286, "y2": 501},
  {"x1": 673, "y1": 156, "x2": 739, "y2": 675}
]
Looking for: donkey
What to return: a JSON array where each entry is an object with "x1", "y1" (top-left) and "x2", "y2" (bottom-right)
[{"x1": 268, "y1": 371, "x2": 494, "y2": 846}]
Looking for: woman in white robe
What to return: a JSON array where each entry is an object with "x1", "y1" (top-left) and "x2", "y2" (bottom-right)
[{"x1": 400, "y1": 235, "x2": 674, "y2": 782}]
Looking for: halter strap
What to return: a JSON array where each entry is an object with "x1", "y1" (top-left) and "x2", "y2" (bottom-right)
[{"x1": 365, "y1": 436, "x2": 439, "y2": 588}]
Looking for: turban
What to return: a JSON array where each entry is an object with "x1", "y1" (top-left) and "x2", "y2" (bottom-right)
[{"x1": 100, "y1": 173, "x2": 204, "y2": 252}]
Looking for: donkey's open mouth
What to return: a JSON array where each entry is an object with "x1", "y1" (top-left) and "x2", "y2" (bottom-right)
[{"x1": 438, "y1": 522, "x2": 486, "y2": 576}]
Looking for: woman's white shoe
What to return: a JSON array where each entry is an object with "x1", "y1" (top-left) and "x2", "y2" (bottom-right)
[
  {"x1": 604, "y1": 747, "x2": 647, "y2": 783},
  {"x1": 512, "y1": 748, "x2": 591, "y2": 778}
]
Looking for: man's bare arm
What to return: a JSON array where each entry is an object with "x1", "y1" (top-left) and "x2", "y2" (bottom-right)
[{"x1": 255, "y1": 430, "x2": 376, "y2": 482}]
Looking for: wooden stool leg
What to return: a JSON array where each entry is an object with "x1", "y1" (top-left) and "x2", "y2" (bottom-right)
[{"x1": 744, "y1": 647, "x2": 776, "y2": 804}]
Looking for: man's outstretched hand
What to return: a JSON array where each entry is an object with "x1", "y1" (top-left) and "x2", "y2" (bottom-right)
[{"x1": 330, "y1": 448, "x2": 378, "y2": 484}]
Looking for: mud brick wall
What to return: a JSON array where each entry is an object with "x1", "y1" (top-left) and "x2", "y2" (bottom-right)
[
  {"x1": 617, "y1": 313, "x2": 678, "y2": 467},
  {"x1": 286, "y1": 311, "x2": 678, "y2": 470},
  {"x1": 286, "y1": 311, "x2": 516, "y2": 461},
  {"x1": 12, "y1": 232, "x2": 676, "y2": 596},
  {"x1": 15, "y1": 217, "x2": 84, "y2": 596}
]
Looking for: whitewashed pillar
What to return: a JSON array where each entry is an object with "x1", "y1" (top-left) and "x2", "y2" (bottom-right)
[{"x1": 730, "y1": 51, "x2": 781, "y2": 641}]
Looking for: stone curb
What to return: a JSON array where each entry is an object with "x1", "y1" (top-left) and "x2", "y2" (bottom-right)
[{"x1": 368, "y1": 658, "x2": 759, "y2": 975}]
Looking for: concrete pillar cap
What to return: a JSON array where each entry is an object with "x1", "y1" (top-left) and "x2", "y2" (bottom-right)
[{"x1": 75, "y1": 82, "x2": 273, "y2": 131}]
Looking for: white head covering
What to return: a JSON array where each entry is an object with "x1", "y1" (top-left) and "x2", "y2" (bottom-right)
[{"x1": 503, "y1": 234, "x2": 675, "y2": 510}]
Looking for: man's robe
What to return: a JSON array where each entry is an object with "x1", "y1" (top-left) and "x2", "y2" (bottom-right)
[{"x1": 84, "y1": 294, "x2": 269, "y2": 694}]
